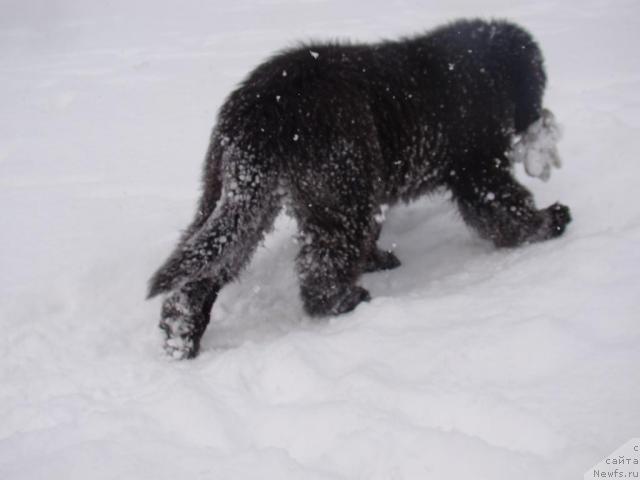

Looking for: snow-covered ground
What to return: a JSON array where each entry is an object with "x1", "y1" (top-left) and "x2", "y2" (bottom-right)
[{"x1": 1, "y1": 0, "x2": 639, "y2": 478}]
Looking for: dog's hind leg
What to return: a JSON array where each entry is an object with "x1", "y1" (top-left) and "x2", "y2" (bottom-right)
[
  {"x1": 292, "y1": 153, "x2": 380, "y2": 316},
  {"x1": 295, "y1": 205, "x2": 375, "y2": 316},
  {"x1": 149, "y1": 141, "x2": 281, "y2": 359},
  {"x1": 450, "y1": 153, "x2": 571, "y2": 248},
  {"x1": 154, "y1": 194, "x2": 281, "y2": 358}
]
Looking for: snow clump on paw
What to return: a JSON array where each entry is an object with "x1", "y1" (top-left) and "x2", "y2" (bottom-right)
[{"x1": 510, "y1": 109, "x2": 562, "y2": 181}]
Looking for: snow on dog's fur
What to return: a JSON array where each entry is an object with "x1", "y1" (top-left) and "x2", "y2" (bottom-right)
[{"x1": 148, "y1": 19, "x2": 571, "y2": 359}]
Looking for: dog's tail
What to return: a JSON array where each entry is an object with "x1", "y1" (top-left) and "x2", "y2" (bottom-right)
[{"x1": 147, "y1": 138, "x2": 281, "y2": 298}]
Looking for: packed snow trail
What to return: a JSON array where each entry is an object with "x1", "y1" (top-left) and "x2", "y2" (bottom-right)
[{"x1": 1, "y1": 1, "x2": 639, "y2": 479}]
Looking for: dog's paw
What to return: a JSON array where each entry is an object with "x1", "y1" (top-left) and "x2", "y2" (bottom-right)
[
  {"x1": 543, "y1": 202, "x2": 572, "y2": 239},
  {"x1": 158, "y1": 292, "x2": 204, "y2": 360},
  {"x1": 330, "y1": 286, "x2": 371, "y2": 315},
  {"x1": 303, "y1": 284, "x2": 371, "y2": 316},
  {"x1": 162, "y1": 334, "x2": 199, "y2": 360},
  {"x1": 363, "y1": 249, "x2": 401, "y2": 273},
  {"x1": 159, "y1": 319, "x2": 201, "y2": 360}
]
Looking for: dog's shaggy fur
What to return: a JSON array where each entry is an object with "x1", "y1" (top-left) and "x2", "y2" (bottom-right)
[{"x1": 148, "y1": 19, "x2": 571, "y2": 359}]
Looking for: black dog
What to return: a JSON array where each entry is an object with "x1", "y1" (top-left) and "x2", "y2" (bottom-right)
[{"x1": 148, "y1": 19, "x2": 571, "y2": 359}]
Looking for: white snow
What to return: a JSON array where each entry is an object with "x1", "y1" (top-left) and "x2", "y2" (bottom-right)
[{"x1": 1, "y1": 1, "x2": 639, "y2": 479}]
